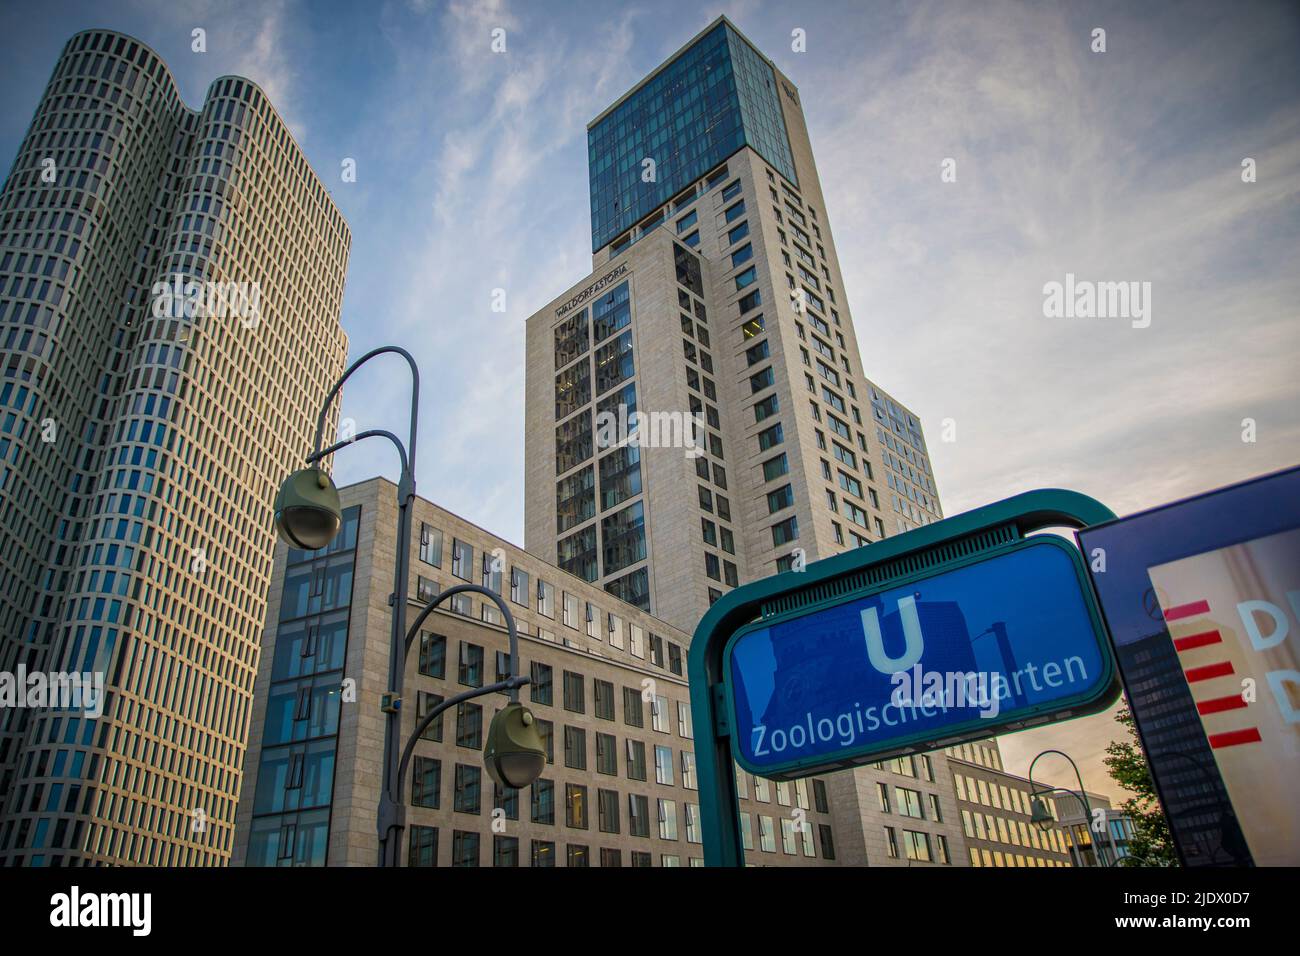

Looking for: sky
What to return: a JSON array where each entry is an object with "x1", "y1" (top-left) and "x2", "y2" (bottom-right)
[{"x1": 2, "y1": 0, "x2": 1297, "y2": 803}]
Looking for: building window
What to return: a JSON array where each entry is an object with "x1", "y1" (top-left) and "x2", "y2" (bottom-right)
[
  {"x1": 408, "y1": 826, "x2": 438, "y2": 867},
  {"x1": 598, "y1": 789, "x2": 620, "y2": 834},
  {"x1": 596, "y1": 732, "x2": 617, "y2": 775},
  {"x1": 651, "y1": 695, "x2": 671, "y2": 733},
  {"x1": 563, "y1": 671, "x2": 585, "y2": 713},
  {"x1": 658, "y1": 799, "x2": 678, "y2": 840},
  {"x1": 451, "y1": 538, "x2": 472, "y2": 580},
  {"x1": 418, "y1": 632, "x2": 446, "y2": 678},
  {"x1": 819, "y1": 824, "x2": 835, "y2": 861},
  {"x1": 458, "y1": 642, "x2": 483, "y2": 687},
  {"x1": 456, "y1": 702, "x2": 483, "y2": 749},
  {"x1": 884, "y1": 826, "x2": 899, "y2": 858},
  {"x1": 629, "y1": 795, "x2": 651, "y2": 838},
  {"x1": 567, "y1": 844, "x2": 590, "y2": 867},
  {"x1": 493, "y1": 835, "x2": 519, "y2": 867},
  {"x1": 495, "y1": 784, "x2": 520, "y2": 821},
  {"x1": 419, "y1": 523, "x2": 443, "y2": 567},
  {"x1": 530, "y1": 662, "x2": 553, "y2": 705},
  {"x1": 412, "y1": 757, "x2": 441, "y2": 809},
  {"x1": 531, "y1": 840, "x2": 555, "y2": 867},
  {"x1": 623, "y1": 687, "x2": 644, "y2": 727},
  {"x1": 417, "y1": 692, "x2": 445, "y2": 742},
  {"x1": 594, "y1": 679, "x2": 615, "y2": 720},
  {"x1": 564, "y1": 726, "x2": 587, "y2": 770},
  {"x1": 454, "y1": 764, "x2": 482, "y2": 814},
  {"x1": 626, "y1": 739, "x2": 647, "y2": 781},
  {"x1": 813, "y1": 779, "x2": 829, "y2": 814},
  {"x1": 655, "y1": 744, "x2": 675, "y2": 785},
  {"x1": 566, "y1": 783, "x2": 589, "y2": 830},
  {"x1": 531, "y1": 779, "x2": 555, "y2": 825}
]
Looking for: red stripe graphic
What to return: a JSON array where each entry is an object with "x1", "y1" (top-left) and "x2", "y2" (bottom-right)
[
  {"x1": 1208, "y1": 728, "x2": 1262, "y2": 749},
  {"x1": 1174, "y1": 630, "x2": 1222, "y2": 652},
  {"x1": 1197, "y1": 694, "x2": 1248, "y2": 716},
  {"x1": 1185, "y1": 661, "x2": 1234, "y2": 683},
  {"x1": 1164, "y1": 599, "x2": 1211, "y2": 622}
]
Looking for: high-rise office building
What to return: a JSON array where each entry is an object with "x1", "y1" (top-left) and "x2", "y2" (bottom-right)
[
  {"x1": 524, "y1": 17, "x2": 941, "y2": 636},
  {"x1": 523, "y1": 17, "x2": 959, "y2": 865},
  {"x1": 232, "y1": 478, "x2": 840, "y2": 866},
  {"x1": 0, "y1": 30, "x2": 350, "y2": 865}
]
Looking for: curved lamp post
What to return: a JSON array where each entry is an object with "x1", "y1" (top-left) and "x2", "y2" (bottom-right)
[
  {"x1": 1027, "y1": 749, "x2": 1113, "y2": 867},
  {"x1": 273, "y1": 345, "x2": 544, "y2": 866}
]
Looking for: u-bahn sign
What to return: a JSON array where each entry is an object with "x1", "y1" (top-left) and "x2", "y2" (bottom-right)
[{"x1": 688, "y1": 489, "x2": 1122, "y2": 866}]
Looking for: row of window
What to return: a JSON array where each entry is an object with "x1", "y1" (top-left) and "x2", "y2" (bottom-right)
[{"x1": 409, "y1": 826, "x2": 693, "y2": 868}]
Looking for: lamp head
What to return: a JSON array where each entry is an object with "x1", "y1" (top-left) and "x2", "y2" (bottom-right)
[
  {"x1": 484, "y1": 702, "x2": 546, "y2": 790},
  {"x1": 274, "y1": 467, "x2": 342, "y2": 551},
  {"x1": 1030, "y1": 795, "x2": 1055, "y2": 831}
]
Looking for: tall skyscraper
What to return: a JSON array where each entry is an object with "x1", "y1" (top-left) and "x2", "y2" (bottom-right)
[
  {"x1": 525, "y1": 18, "x2": 942, "y2": 636},
  {"x1": 0, "y1": 30, "x2": 349, "y2": 865},
  {"x1": 523, "y1": 17, "x2": 967, "y2": 865}
]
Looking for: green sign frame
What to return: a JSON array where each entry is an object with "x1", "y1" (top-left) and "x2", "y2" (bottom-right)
[{"x1": 687, "y1": 488, "x2": 1119, "y2": 866}]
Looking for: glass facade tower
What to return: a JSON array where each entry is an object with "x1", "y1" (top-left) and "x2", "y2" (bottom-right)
[{"x1": 588, "y1": 21, "x2": 798, "y2": 253}]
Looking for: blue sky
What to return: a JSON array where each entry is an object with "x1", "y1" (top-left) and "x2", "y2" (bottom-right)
[{"x1": 3, "y1": 0, "x2": 1297, "y2": 797}]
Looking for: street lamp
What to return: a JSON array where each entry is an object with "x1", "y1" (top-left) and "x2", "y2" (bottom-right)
[
  {"x1": 273, "y1": 467, "x2": 341, "y2": 550},
  {"x1": 274, "y1": 345, "x2": 544, "y2": 866},
  {"x1": 1027, "y1": 748, "x2": 1113, "y2": 867}
]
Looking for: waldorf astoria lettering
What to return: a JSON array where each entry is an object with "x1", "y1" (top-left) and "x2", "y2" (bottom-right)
[{"x1": 555, "y1": 263, "x2": 629, "y2": 317}]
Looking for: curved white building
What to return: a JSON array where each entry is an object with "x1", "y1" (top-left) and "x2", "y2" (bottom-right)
[{"x1": 0, "y1": 29, "x2": 349, "y2": 866}]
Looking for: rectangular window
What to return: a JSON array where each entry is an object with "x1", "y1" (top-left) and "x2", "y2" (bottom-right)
[
  {"x1": 626, "y1": 739, "x2": 647, "y2": 780},
  {"x1": 594, "y1": 679, "x2": 615, "y2": 720},
  {"x1": 564, "y1": 726, "x2": 587, "y2": 770},
  {"x1": 762, "y1": 453, "x2": 789, "y2": 481},
  {"x1": 757, "y1": 423, "x2": 784, "y2": 451},
  {"x1": 531, "y1": 779, "x2": 555, "y2": 825},
  {"x1": 412, "y1": 756, "x2": 441, "y2": 809},
  {"x1": 771, "y1": 516, "x2": 799, "y2": 546},
  {"x1": 658, "y1": 799, "x2": 678, "y2": 840},
  {"x1": 409, "y1": 826, "x2": 438, "y2": 866},
  {"x1": 566, "y1": 783, "x2": 588, "y2": 829},
  {"x1": 418, "y1": 523, "x2": 443, "y2": 567},
  {"x1": 510, "y1": 567, "x2": 530, "y2": 607},
  {"x1": 623, "y1": 687, "x2": 644, "y2": 728},
  {"x1": 454, "y1": 764, "x2": 481, "y2": 814},
  {"x1": 456, "y1": 702, "x2": 483, "y2": 749},
  {"x1": 458, "y1": 642, "x2": 483, "y2": 688},
  {"x1": 598, "y1": 788, "x2": 620, "y2": 833},
  {"x1": 563, "y1": 671, "x2": 585, "y2": 713},
  {"x1": 734, "y1": 266, "x2": 758, "y2": 291},
  {"x1": 655, "y1": 744, "x2": 674, "y2": 785},
  {"x1": 629, "y1": 795, "x2": 650, "y2": 837},
  {"x1": 596, "y1": 732, "x2": 617, "y2": 775},
  {"x1": 493, "y1": 835, "x2": 519, "y2": 867},
  {"x1": 451, "y1": 538, "x2": 472, "y2": 580},
  {"x1": 418, "y1": 632, "x2": 446, "y2": 678},
  {"x1": 531, "y1": 840, "x2": 555, "y2": 867},
  {"x1": 530, "y1": 662, "x2": 553, "y2": 705}
]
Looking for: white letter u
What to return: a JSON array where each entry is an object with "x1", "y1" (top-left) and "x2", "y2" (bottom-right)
[{"x1": 862, "y1": 596, "x2": 925, "y2": 674}]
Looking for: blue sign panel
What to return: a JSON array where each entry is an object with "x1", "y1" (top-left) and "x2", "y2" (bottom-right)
[{"x1": 725, "y1": 537, "x2": 1116, "y2": 778}]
